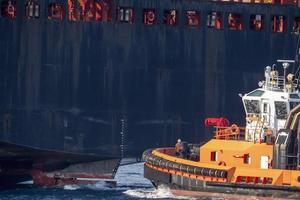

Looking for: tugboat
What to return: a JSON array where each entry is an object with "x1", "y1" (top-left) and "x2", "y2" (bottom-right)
[{"x1": 143, "y1": 60, "x2": 300, "y2": 198}]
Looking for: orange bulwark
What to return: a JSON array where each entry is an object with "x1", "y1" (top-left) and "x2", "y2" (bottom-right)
[
  {"x1": 143, "y1": 124, "x2": 300, "y2": 198},
  {"x1": 149, "y1": 143, "x2": 300, "y2": 187}
]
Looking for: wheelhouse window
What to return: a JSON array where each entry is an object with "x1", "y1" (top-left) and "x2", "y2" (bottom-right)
[
  {"x1": 228, "y1": 13, "x2": 243, "y2": 31},
  {"x1": 275, "y1": 101, "x2": 287, "y2": 119},
  {"x1": 263, "y1": 103, "x2": 269, "y2": 113},
  {"x1": 68, "y1": 0, "x2": 112, "y2": 22},
  {"x1": 290, "y1": 94, "x2": 300, "y2": 99},
  {"x1": 186, "y1": 10, "x2": 200, "y2": 27},
  {"x1": 272, "y1": 15, "x2": 286, "y2": 33},
  {"x1": 293, "y1": 17, "x2": 300, "y2": 33},
  {"x1": 163, "y1": 9, "x2": 177, "y2": 26},
  {"x1": 48, "y1": 3, "x2": 63, "y2": 20},
  {"x1": 207, "y1": 11, "x2": 222, "y2": 29},
  {"x1": 117, "y1": 7, "x2": 134, "y2": 23},
  {"x1": 1, "y1": 0, "x2": 16, "y2": 19},
  {"x1": 250, "y1": 14, "x2": 263, "y2": 31},
  {"x1": 247, "y1": 90, "x2": 265, "y2": 97},
  {"x1": 244, "y1": 99, "x2": 260, "y2": 114},
  {"x1": 290, "y1": 102, "x2": 300, "y2": 110},
  {"x1": 25, "y1": 0, "x2": 40, "y2": 19},
  {"x1": 143, "y1": 9, "x2": 155, "y2": 25}
]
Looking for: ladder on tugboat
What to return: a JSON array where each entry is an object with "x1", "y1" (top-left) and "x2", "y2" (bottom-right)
[
  {"x1": 254, "y1": 115, "x2": 266, "y2": 143},
  {"x1": 245, "y1": 114, "x2": 267, "y2": 143}
]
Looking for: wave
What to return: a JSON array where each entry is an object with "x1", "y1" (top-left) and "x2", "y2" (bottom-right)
[{"x1": 123, "y1": 185, "x2": 195, "y2": 199}]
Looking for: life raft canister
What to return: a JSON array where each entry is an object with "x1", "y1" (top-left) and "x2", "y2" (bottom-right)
[{"x1": 204, "y1": 117, "x2": 230, "y2": 127}]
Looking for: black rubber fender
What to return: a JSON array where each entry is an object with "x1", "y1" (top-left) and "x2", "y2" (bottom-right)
[
  {"x1": 179, "y1": 164, "x2": 188, "y2": 172},
  {"x1": 172, "y1": 162, "x2": 181, "y2": 170},
  {"x1": 187, "y1": 166, "x2": 195, "y2": 174},
  {"x1": 202, "y1": 168, "x2": 210, "y2": 176},
  {"x1": 165, "y1": 161, "x2": 173, "y2": 169},
  {"x1": 143, "y1": 148, "x2": 228, "y2": 179},
  {"x1": 159, "y1": 159, "x2": 166, "y2": 168},
  {"x1": 219, "y1": 170, "x2": 227, "y2": 178},
  {"x1": 154, "y1": 157, "x2": 159, "y2": 166},
  {"x1": 194, "y1": 167, "x2": 203, "y2": 175},
  {"x1": 209, "y1": 169, "x2": 215, "y2": 177}
]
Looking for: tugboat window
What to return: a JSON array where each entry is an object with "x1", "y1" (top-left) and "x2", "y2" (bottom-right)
[
  {"x1": 48, "y1": 3, "x2": 63, "y2": 20},
  {"x1": 117, "y1": 7, "x2": 134, "y2": 23},
  {"x1": 228, "y1": 13, "x2": 243, "y2": 31},
  {"x1": 1, "y1": 0, "x2": 16, "y2": 19},
  {"x1": 293, "y1": 17, "x2": 300, "y2": 33},
  {"x1": 272, "y1": 15, "x2": 286, "y2": 33},
  {"x1": 243, "y1": 154, "x2": 251, "y2": 164},
  {"x1": 186, "y1": 11, "x2": 200, "y2": 27},
  {"x1": 276, "y1": 134, "x2": 288, "y2": 145},
  {"x1": 290, "y1": 102, "x2": 300, "y2": 110},
  {"x1": 290, "y1": 94, "x2": 300, "y2": 99},
  {"x1": 143, "y1": 9, "x2": 155, "y2": 25},
  {"x1": 275, "y1": 101, "x2": 287, "y2": 119},
  {"x1": 163, "y1": 9, "x2": 177, "y2": 26},
  {"x1": 250, "y1": 14, "x2": 263, "y2": 31},
  {"x1": 263, "y1": 103, "x2": 268, "y2": 113},
  {"x1": 25, "y1": 0, "x2": 39, "y2": 19},
  {"x1": 244, "y1": 99, "x2": 260, "y2": 114},
  {"x1": 211, "y1": 151, "x2": 217, "y2": 161},
  {"x1": 247, "y1": 89, "x2": 264, "y2": 97},
  {"x1": 207, "y1": 11, "x2": 222, "y2": 29}
]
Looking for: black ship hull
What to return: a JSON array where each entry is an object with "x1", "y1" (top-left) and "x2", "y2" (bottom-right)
[
  {"x1": 0, "y1": 0, "x2": 300, "y2": 184},
  {"x1": 0, "y1": 140, "x2": 119, "y2": 186}
]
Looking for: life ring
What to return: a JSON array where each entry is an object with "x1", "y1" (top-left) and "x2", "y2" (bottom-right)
[
  {"x1": 230, "y1": 124, "x2": 240, "y2": 135},
  {"x1": 147, "y1": 11, "x2": 155, "y2": 22}
]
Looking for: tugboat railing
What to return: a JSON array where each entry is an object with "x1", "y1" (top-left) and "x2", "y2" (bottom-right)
[{"x1": 214, "y1": 125, "x2": 245, "y2": 140}]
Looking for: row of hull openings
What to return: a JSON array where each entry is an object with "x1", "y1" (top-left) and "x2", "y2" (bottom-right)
[
  {"x1": 218, "y1": 0, "x2": 300, "y2": 6},
  {"x1": 0, "y1": 0, "x2": 112, "y2": 21},
  {"x1": 0, "y1": 0, "x2": 299, "y2": 33},
  {"x1": 120, "y1": 10, "x2": 296, "y2": 33}
]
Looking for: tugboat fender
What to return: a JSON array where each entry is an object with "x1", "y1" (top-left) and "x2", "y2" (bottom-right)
[{"x1": 142, "y1": 149, "x2": 227, "y2": 179}]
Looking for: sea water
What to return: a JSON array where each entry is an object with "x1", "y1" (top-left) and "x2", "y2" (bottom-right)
[{"x1": 0, "y1": 161, "x2": 224, "y2": 200}]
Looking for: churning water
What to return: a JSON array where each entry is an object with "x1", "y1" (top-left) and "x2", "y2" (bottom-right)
[{"x1": 0, "y1": 161, "x2": 228, "y2": 200}]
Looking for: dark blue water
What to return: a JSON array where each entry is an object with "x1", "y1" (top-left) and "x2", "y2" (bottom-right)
[{"x1": 0, "y1": 162, "x2": 217, "y2": 200}]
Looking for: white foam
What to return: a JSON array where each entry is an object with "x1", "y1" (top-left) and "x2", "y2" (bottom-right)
[
  {"x1": 63, "y1": 181, "x2": 119, "y2": 191},
  {"x1": 63, "y1": 185, "x2": 81, "y2": 190},
  {"x1": 123, "y1": 185, "x2": 195, "y2": 199},
  {"x1": 17, "y1": 180, "x2": 33, "y2": 185}
]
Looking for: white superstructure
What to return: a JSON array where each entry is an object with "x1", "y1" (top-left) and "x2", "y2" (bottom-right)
[{"x1": 242, "y1": 60, "x2": 300, "y2": 142}]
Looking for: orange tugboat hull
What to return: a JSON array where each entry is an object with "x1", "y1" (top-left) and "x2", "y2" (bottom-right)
[{"x1": 143, "y1": 145, "x2": 300, "y2": 199}]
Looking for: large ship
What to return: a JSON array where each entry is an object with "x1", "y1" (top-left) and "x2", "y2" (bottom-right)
[{"x1": 0, "y1": 0, "x2": 300, "y2": 186}]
